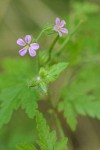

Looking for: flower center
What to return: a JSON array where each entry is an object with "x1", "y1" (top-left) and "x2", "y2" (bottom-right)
[
  {"x1": 25, "y1": 44, "x2": 30, "y2": 49},
  {"x1": 57, "y1": 25, "x2": 61, "y2": 31}
]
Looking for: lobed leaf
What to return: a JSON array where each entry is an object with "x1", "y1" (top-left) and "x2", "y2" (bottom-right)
[
  {"x1": 0, "y1": 86, "x2": 22, "y2": 128},
  {"x1": 58, "y1": 99, "x2": 77, "y2": 131},
  {"x1": 0, "y1": 85, "x2": 39, "y2": 128},
  {"x1": 36, "y1": 111, "x2": 68, "y2": 150},
  {"x1": 54, "y1": 138, "x2": 68, "y2": 150},
  {"x1": 21, "y1": 86, "x2": 39, "y2": 118},
  {"x1": 45, "y1": 63, "x2": 68, "y2": 83},
  {"x1": 58, "y1": 65, "x2": 100, "y2": 130}
]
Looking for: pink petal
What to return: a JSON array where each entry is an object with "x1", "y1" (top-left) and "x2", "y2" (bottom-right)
[
  {"x1": 53, "y1": 25, "x2": 58, "y2": 31},
  {"x1": 56, "y1": 17, "x2": 60, "y2": 25},
  {"x1": 60, "y1": 20, "x2": 66, "y2": 27},
  {"x1": 17, "y1": 38, "x2": 26, "y2": 46},
  {"x1": 19, "y1": 47, "x2": 27, "y2": 56},
  {"x1": 30, "y1": 43, "x2": 39, "y2": 50},
  {"x1": 29, "y1": 47, "x2": 36, "y2": 57},
  {"x1": 61, "y1": 28, "x2": 68, "y2": 34},
  {"x1": 58, "y1": 31, "x2": 62, "y2": 37},
  {"x1": 25, "y1": 35, "x2": 32, "y2": 44}
]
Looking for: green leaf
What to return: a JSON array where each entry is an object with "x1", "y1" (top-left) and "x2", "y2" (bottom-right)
[
  {"x1": 29, "y1": 63, "x2": 68, "y2": 94},
  {"x1": 45, "y1": 63, "x2": 68, "y2": 83},
  {"x1": 38, "y1": 81, "x2": 47, "y2": 94},
  {"x1": 36, "y1": 112, "x2": 56, "y2": 150},
  {"x1": 64, "y1": 103, "x2": 77, "y2": 131},
  {"x1": 36, "y1": 111, "x2": 67, "y2": 150},
  {"x1": 54, "y1": 138, "x2": 68, "y2": 150},
  {"x1": 0, "y1": 58, "x2": 36, "y2": 90},
  {"x1": 74, "y1": 98, "x2": 100, "y2": 119},
  {"x1": 0, "y1": 58, "x2": 40, "y2": 127},
  {"x1": 58, "y1": 65, "x2": 100, "y2": 131},
  {"x1": 28, "y1": 76, "x2": 47, "y2": 94},
  {"x1": 17, "y1": 144, "x2": 37, "y2": 150},
  {"x1": 39, "y1": 68, "x2": 48, "y2": 79},
  {"x1": 0, "y1": 85, "x2": 39, "y2": 128},
  {"x1": 0, "y1": 86, "x2": 22, "y2": 128},
  {"x1": 68, "y1": 66, "x2": 100, "y2": 119},
  {"x1": 21, "y1": 86, "x2": 39, "y2": 118},
  {"x1": 28, "y1": 63, "x2": 68, "y2": 94},
  {"x1": 2, "y1": 58, "x2": 31, "y2": 74},
  {"x1": 58, "y1": 99, "x2": 77, "y2": 131}
]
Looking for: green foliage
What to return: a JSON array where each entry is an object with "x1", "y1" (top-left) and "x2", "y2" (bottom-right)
[
  {"x1": 36, "y1": 111, "x2": 68, "y2": 150},
  {"x1": 28, "y1": 62, "x2": 68, "y2": 94},
  {"x1": 73, "y1": 2, "x2": 99, "y2": 15},
  {"x1": 0, "y1": 58, "x2": 40, "y2": 127},
  {"x1": 1, "y1": 58, "x2": 32, "y2": 74},
  {"x1": 58, "y1": 100, "x2": 77, "y2": 131},
  {"x1": 0, "y1": 1, "x2": 100, "y2": 149},
  {"x1": 16, "y1": 111, "x2": 68, "y2": 150},
  {"x1": 54, "y1": 138, "x2": 68, "y2": 150},
  {"x1": 0, "y1": 86, "x2": 22, "y2": 128},
  {"x1": 20, "y1": 86, "x2": 39, "y2": 119},
  {"x1": 44, "y1": 63, "x2": 68, "y2": 83},
  {"x1": 38, "y1": 81, "x2": 47, "y2": 94},
  {"x1": 58, "y1": 65, "x2": 100, "y2": 131},
  {"x1": 36, "y1": 112, "x2": 56, "y2": 150},
  {"x1": 39, "y1": 62, "x2": 68, "y2": 93},
  {"x1": 71, "y1": 1, "x2": 99, "y2": 22},
  {"x1": 0, "y1": 84, "x2": 39, "y2": 128},
  {"x1": 39, "y1": 62, "x2": 68, "y2": 84},
  {"x1": 0, "y1": 58, "x2": 36, "y2": 90},
  {"x1": 17, "y1": 144, "x2": 37, "y2": 150}
]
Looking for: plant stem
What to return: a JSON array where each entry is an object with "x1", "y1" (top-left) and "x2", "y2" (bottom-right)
[
  {"x1": 36, "y1": 30, "x2": 44, "y2": 41},
  {"x1": 36, "y1": 50, "x2": 40, "y2": 72},
  {"x1": 47, "y1": 35, "x2": 59, "y2": 62},
  {"x1": 48, "y1": 92, "x2": 65, "y2": 139},
  {"x1": 36, "y1": 29, "x2": 46, "y2": 71}
]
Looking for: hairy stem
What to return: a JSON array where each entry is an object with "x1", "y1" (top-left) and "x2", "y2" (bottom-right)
[
  {"x1": 47, "y1": 35, "x2": 59, "y2": 62},
  {"x1": 36, "y1": 30, "x2": 44, "y2": 41},
  {"x1": 36, "y1": 50, "x2": 40, "y2": 72}
]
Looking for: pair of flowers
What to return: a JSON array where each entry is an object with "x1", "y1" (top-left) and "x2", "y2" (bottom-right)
[{"x1": 17, "y1": 17, "x2": 68, "y2": 57}]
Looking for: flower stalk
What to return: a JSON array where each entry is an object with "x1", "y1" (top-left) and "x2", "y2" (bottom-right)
[
  {"x1": 47, "y1": 35, "x2": 59, "y2": 62},
  {"x1": 36, "y1": 30, "x2": 44, "y2": 41}
]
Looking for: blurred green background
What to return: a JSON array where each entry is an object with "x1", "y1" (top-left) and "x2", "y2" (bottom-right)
[{"x1": 0, "y1": 0, "x2": 100, "y2": 150}]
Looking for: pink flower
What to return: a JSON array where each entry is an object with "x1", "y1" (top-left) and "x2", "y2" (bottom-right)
[
  {"x1": 53, "y1": 17, "x2": 68, "y2": 37},
  {"x1": 17, "y1": 35, "x2": 39, "y2": 57}
]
